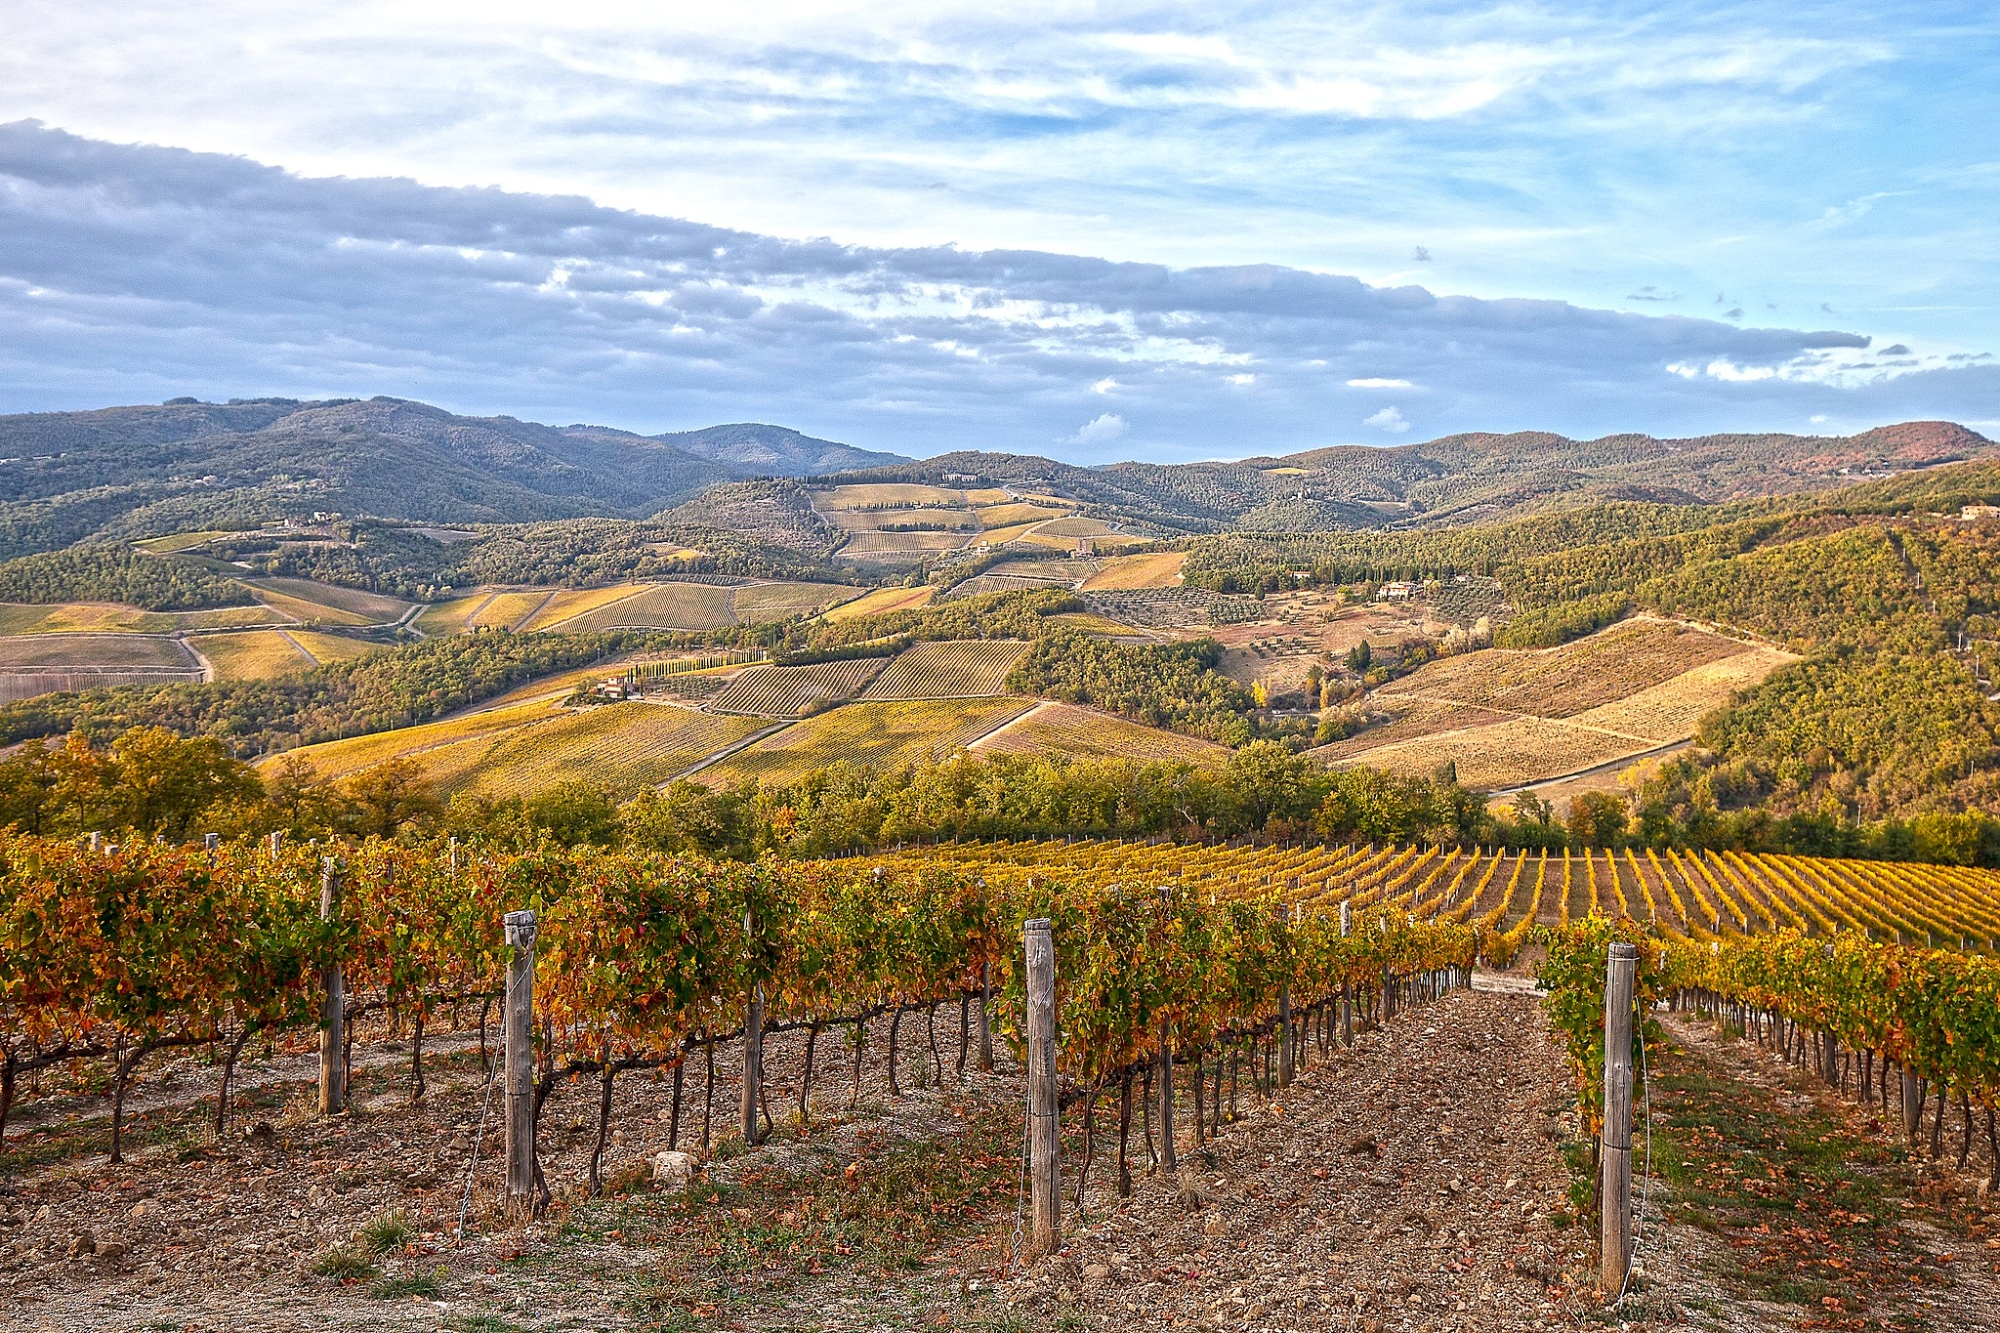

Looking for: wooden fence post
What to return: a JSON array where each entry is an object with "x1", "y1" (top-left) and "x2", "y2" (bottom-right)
[
  {"x1": 1024, "y1": 918, "x2": 1059, "y2": 1258},
  {"x1": 1601, "y1": 941, "x2": 1636, "y2": 1295},
  {"x1": 978, "y1": 960, "x2": 994, "y2": 1073},
  {"x1": 318, "y1": 857, "x2": 345, "y2": 1115},
  {"x1": 1339, "y1": 900, "x2": 1353, "y2": 1046},
  {"x1": 742, "y1": 984, "x2": 764, "y2": 1146},
  {"x1": 503, "y1": 909, "x2": 538, "y2": 1217}
]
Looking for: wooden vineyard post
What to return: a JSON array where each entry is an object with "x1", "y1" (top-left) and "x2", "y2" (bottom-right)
[
  {"x1": 1902, "y1": 1068, "x2": 1923, "y2": 1143},
  {"x1": 503, "y1": 909, "x2": 538, "y2": 1217},
  {"x1": 317, "y1": 857, "x2": 345, "y2": 1115},
  {"x1": 978, "y1": 960, "x2": 994, "y2": 1073},
  {"x1": 1157, "y1": 1017, "x2": 1177, "y2": 1171},
  {"x1": 1024, "y1": 918, "x2": 1060, "y2": 1258},
  {"x1": 1277, "y1": 905, "x2": 1293, "y2": 1086},
  {"x1": 741, "y1": 907, "x2": 763, "y2": 1146},
  {"x1": 1601, "y1": 942, "x2": 1636, "y2": 1295},
  {"x1": 1340, "y1": 900, "x2": 1353, "y2": 1046},
  {"x1": 741, "y1": 984, "x2": 764, "y2": 1146},
  {"x1": 268, "y1": 830, "x2": 282, "y2": 857},
  {"x1": 203, "y1": 832, "x2": 219, "y2": 852}
]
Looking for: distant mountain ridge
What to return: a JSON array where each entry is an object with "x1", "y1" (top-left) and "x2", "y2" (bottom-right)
[
  {"x1": 652, "y1": 423, "x2": 906, "y2": 475},
  {"x1": 824, "y1": 421, "x2": 1995, "y2": 534},
  {"x1": 0, "y1": 398, "x2": 905, "y2": 559},
  {"x1": 0, "y1": 395, "x2": 1985, "y2": 558}
]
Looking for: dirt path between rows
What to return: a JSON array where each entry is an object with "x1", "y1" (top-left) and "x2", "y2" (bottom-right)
[
  {"x1": 3, "y1": 987, "x2": 1609, "y2": 1332},
  {"x1": 998, "y1": 986, "x2": 1595, "y2": 1332}
]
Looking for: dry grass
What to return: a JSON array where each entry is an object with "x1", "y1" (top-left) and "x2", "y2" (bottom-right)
[
  {"x1": 197, "y1": 631, "x2": 315, "y2": 680},
  {"x1": 699, "y1": 697, "x2": 1034, "y2": 785},
  {"x1": 1334, "y1": 715, "x2": 1645, "y2": 790},
  {"x1": 859, "y1": 639, "x2": 1028, "y2": 699},
  {"x1": 971, "y1": 520, "x2": 1046, "y2": 547},
  {"x1": 1081, "y1": 551, "x2": 1185, "y2": 590},
  {"x1": 556, "y1": 583, "x2": 736, "y2": 631},
  {"x1": 1375, "y1": 618, "x2": 1752, "y2": 719},
  {"x1": 132, "y1": 530, "x2": 233, "y2": 553},
  {"x1": 1562, "y1": 646, "x2": 1793, "y2": 743},
  {"x1": 707, "y1": 659, "x2": 887, "y2": 716},
  {"x1": 970, "y1": 702, "x2": 1227, "y2": 764},
  {"x1": 821, "y1": 585, "x2": 935, "y2": 621}
]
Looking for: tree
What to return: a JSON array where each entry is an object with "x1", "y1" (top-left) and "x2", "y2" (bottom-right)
[
  {"x1": 1346, "y1": 640, "x2": 1372, "y2": 673},
  {"x1": 340, "y1": 757, "x2": 442, "y2": 839},
  {"x1": 1566, "y1": 791, "x2": 1628, "y2": 849}
]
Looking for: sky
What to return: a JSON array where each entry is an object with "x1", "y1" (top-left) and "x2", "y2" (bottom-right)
[{"x1": 0, "y1": 1, "x2": 1995, "y2": 463}]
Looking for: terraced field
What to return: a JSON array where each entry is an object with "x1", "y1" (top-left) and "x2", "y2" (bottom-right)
[
  {"x1": 706, "y1": 659, "x2": 887, "y2": 716},
  {"x1": 859, "y1": 640, "x2": 1028, "y2": 699},
  {"x1": 970, "y1": 702, "x2": 1228, "y2": 764},
  {"x1": 822, "y1": 585, "x2": 934, "y2": 621},
  {"x1": 196, "y1": 631, "x2": 314, "y2": 680},
  {"x1": 698, "y1": 697, "x2": 1036, "y2": 786},
  {"x1": 556, "y1": 583, "x2": 737, "y2": 632}
]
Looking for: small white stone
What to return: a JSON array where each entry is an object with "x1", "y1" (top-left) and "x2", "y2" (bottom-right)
[{"x1": 651, "y1": 1149, "x2": 696, "y2": 1189}]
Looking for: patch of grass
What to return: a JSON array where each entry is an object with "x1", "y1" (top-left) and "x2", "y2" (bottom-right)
[
  {"x1": 446, "y1": 1317, "x2": 527, "y2": 1333},
  {"x1": 369, "y1": 1268, "x2": 445, "y2": 1299},
  {"x1": 309, "y1": 1243, "x2": 378, "y2": 1280},
  {"x1": 358, "y1": 1207, "x2": 415, "y2": 1255},
  {"x1": 1654, "y1": 1023, "x2": 1982, "y2": 1325}
]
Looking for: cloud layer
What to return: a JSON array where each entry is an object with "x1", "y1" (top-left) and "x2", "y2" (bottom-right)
[{"x1": 0, "y1": 122, "x2": 1994, "y2": 462}]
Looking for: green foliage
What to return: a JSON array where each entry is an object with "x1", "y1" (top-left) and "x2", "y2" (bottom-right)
[
  {"x1": 0, "y1": 547, "x2": 253, "y2": 610},
  {"x1": 1008, "y1": 630, "x2": 1262, "y2": 744},
  {"x1": 1491, "y1": 592, "x2": 1630, "y2": 648},
  {"x1": 1532, "y1": 918, "x2": 1667, "y2": 1139}
]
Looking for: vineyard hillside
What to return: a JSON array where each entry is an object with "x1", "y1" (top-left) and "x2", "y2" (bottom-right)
[
  {"x1": 859, "y1": 639, "x2": 1028, "y2": 699},
  {"x1": 706, "y1": 659, "x2": 887, "y2": 716},
  {"x1": 698, "y1": 697, "x2": 1036, "y2": 784},
  {"x1": 969, "y1": 700, "x2": 1229, "y2": 763},
  {"x1": 1321, "y1": 617, "x2": 1795, "y2": 790}
]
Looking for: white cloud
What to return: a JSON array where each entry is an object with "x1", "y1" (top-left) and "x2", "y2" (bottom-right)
[
  {"x1": 0, "y1": 123, "x2": 1993, "y2": 464},
  {"x1": 1227, "y1": 373, "x2": 1255, "y2": 386},
  {"x1": 1069, "y1": 412, "x2": 1128, "y2": 444}
]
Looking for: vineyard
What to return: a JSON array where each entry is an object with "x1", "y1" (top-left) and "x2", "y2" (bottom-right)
[
  {"x1": 461, "y1": 706, "x2": 770, "y2": 797},
  {"x1": 557, "y1": 583, "x2": 737, "y2": 632},
  {"x1": 0, "y1": 832, "x2": 1474, "y2": 1178},
  {"x1": 820, "y1": 584, "x2": 934, "y2": 621},
  {"x1": 971, "y1": 701, "x2": 1229, "y2": 763},
  {"x1": 701, "y1": 698, "x2": 1037, "y2": 784},
  {"x1": 196, "y1": 631, "x2": 314, "y2": 680},
  {"x1": 706, "y1": 659, "x2": 887, "y2": 717},
  {"x1": 728, "y1": 582, "x2": 853, "y2": 623},
  {"x1": 859, "y1": 639, "x2": 1029, "y2": 700}
]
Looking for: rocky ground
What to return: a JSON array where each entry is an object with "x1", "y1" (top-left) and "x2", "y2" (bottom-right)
[{"x1": 12, "y1": 977, "x2": 1990, "y2": 1332}]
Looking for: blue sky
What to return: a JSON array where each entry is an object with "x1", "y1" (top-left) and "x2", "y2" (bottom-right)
[{"x1": 0, "y1": 1, "x2": 1995, "y2": 462}]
